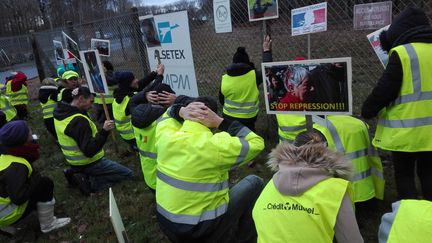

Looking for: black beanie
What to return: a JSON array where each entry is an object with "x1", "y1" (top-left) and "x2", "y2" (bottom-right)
[
  {"x1": 0, "y1": 120, "x2": 29, "y2": 147},
  {"x1": 232, "y1": 47, "x2": 250, "y2": 64},
  {"x1": 115, "y1": 71, "x2": 135, "y2": 89},
  {"x1": 153, "y1": 83, "x2": 175, "y2": 94}
]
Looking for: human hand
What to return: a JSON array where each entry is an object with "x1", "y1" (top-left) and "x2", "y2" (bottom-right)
[
  {"x1": 146, "y1": 91, "x2": 159, "y2": 104},
  {"x1": 179, "y1": 102, "x2": 208, "y2": 122},
  {"x1": 263, "y1": 35, "x2": 272, "y2": 52},
  {"x1": 103, "y1": 120, "x2": 115, "y2": 131},
  {"x1": 156, "y1": 64, "x2": 165, "y2": 75},
  {"x1": 158, "y1": 91, "x2": 176, "y2": 106},
  {"x1": 199, "y1": 106, "x2": 223, "y2": 128}
]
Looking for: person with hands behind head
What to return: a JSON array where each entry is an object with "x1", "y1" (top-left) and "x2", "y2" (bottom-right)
[
  {"x1": 155, "y1": 96, "x2": 265, "y2": 243},
  {"x1": 0, "y1": 121, "x2": 70, "y2": 234},
  {"x1": 112, "y1": 64, "x2": 165, "y2": 151},
  {"x1": 54, "y1": 87, "x2": 133, "y2": 196}
]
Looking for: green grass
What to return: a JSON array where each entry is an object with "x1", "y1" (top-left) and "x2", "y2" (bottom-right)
[{"x1": 0, "y1": 96, "x2": 398, "y2": 242}]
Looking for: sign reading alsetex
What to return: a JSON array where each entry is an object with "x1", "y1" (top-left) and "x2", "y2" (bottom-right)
[{"x1": 354, "y1": 1, "x2": 392, "y2": 30}]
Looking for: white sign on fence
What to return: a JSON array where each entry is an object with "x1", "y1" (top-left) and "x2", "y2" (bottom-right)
[
  {"x1": 367, "y1": 25, "x2": 390, "y2": 67},
  {"x1": 291, "y1": 2, "x2": 327, "y2": 36},
  {"x1": 354, "y1": 1, "x2": 392, "y2": 30},
  {"x1": 213, "y1": 0, "x2": 232, "y2": 33},
  {"x1": 142, "y1": 11, "x2": 199, "y2": 97}
]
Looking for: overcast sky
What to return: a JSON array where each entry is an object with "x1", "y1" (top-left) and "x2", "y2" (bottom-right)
[{"x1": 140, "y1": 0, "x2": 179, "y2": 6}]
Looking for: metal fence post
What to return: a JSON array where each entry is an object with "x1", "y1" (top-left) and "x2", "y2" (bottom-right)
[
  {"x1": 29, "y1": 30, "x2": 46, "y2": 81},
  {"x1": 130, "y1": 7, "x2": 149, "y2": 76}
]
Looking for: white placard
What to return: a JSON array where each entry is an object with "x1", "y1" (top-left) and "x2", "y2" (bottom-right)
[
  {"x1": 262, "y1": 57, "x2": 352, "y2": 115},
  {"x1": 291, "y1": 2, "x2": 327, "y2": 36},
  {"x1": 213, "y1": 0, "x2": 232, "y2": 33},
  {"x1": 367, "y1": 25, "x2": 390, "y2": 67},
  {"x1": 90, "y1": 38, "x2": 111, "y2": 57},
  {"x1": 109, "y1": 188, "x2": 128, "y2": 243},
  {"x1": 62, "y1": 31, "x2": 81, "y2": 62},
  {"x1": 79, "y1": 49, "x2": 109, "y2": 94},
  {"x1": 142, "y1": 11, "x2": 199, "y2": 97}
]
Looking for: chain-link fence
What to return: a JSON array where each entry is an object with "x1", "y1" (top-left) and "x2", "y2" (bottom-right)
[
  {"x1": 0, "y1": 35, "x2": 33, "y2": 68},
  {"x1": 25, "y1": 0, "x2": 432, "y2": 129}
]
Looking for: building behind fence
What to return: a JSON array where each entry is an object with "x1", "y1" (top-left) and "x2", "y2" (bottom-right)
[{"x1": 1, "y1": 0, "x2": 431, "y2": 119}]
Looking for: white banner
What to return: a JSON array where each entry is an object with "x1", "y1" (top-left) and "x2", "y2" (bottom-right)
[
  {"x1": 213, "y1": 0, "x2": 232, "y2": 33},
  {"x1": 291, "y1": 2, "x2": 327, "y2": 36},
  {"x1": 142, "y1": 11, "x2": 199, "y2": 97}
]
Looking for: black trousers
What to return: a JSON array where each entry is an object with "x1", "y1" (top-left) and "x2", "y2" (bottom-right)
[
  {"x1": 14, "y1": 105, "x2": 27, "y2": 120},
  {"x1": 392, "y1": 151, "x2": 432, "y2": 201},
  {"x1": 22, "y1": 176, "x2": 54, "y2": 216}
]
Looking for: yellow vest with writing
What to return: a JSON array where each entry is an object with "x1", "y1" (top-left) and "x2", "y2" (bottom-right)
[
  {"x1": 221, "y1": 70, "x2": 259, "y2": 119},
  {"x1": 0, "y1": 155, "x2": 32, "y2": 227},
  {"x1": 253, "y1": 178, "x2": 348, "y2": 243},
  {"x1": 374, "y1": 43, "x2": 432, "y2": 152}
]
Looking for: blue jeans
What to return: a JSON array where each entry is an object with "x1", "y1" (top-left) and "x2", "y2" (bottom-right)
[{"x1": 79, "y1": 157, "x2": 133, "y2": 192}]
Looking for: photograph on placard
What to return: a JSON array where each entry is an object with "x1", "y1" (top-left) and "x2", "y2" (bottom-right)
[
  {"x1": 53, "y1": 40, "x2": 65, "y2": 61},
  {"x1": 247, "y1": 0, "x2": 278, "y2": 22},
  {"x1": 291, "y1": 2, "x2": 327, "y2": 36},
  {"x1": 139, "y1": 15, "x2": 161, "y2": 48},
  {"x1": 91, "y1": 38, "x2": 111, "y2": 57},
  {"x1": 367, "y1": 25, "x2": 390, "y2": 67},
  {"x1": 79, "y1": 50, "x2": 108, "y2": 94},
  {"x1": 62, "y1": 31, "x2": 80, "y2": 61},
  {"x1": 262, "y1": 57, "x2": 352, "y2": 115}
]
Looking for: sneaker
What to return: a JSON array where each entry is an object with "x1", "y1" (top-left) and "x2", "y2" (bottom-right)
[
  {"x1": 63, "y1": 169, "x2": 76, "y2": 187},
  {"x1": 71, "y1": 173, "x2": 91, "y2": 196}
]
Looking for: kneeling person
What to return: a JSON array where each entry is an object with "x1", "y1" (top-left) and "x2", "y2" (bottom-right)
[{"x1": 54, "y1": 87, "x2": 133, "y2": 196}]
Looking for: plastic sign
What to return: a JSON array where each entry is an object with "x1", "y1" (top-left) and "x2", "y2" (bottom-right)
[{"x1": 291, "y1": 2, "x2": 327, "y2": 36}]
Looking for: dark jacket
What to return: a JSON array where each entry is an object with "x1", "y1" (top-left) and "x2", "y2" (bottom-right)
[
  {"x1": 57, "y1": 87, "x2": 73, "y2": 103},
  {"x1": 113, "y1": 72, "x2": 162, "y2": 116},
  {"x1": 53, "y1": 101, "x2": 109, "y2": 159},
  {"x1": 218, "y1": 51, "x2": 273, "y2": 106},
  {"x1": 106, "y1": 70, "x2": 117, "y2": 87},
  {"x1": 38, "y1": 85, "x2": 58, "y2": 104},
  {"x1": 362, "y1": 8, "x2": 432, "y2": 119},
  {"x1": 0, "y1": 162, "x2": 38, "y2": 205}
]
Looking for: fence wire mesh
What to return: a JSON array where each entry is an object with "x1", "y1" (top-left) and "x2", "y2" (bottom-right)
[{"x1": 3, "y1": 0, "x2": 431, "y2": 119}]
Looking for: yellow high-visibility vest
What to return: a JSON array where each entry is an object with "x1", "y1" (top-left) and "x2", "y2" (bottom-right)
[
  {"x1": 5, "y1": 82, "x2": 28, "y2": 106},
  {"x1": 0, "y1": 95, "x2": 17, "y2": 122},
  {"x1": 221, "y1": 70, "x2": 259, "y2": 119},
  {"x1": 55, "y1": 113, "x2": 104, "y2": 166},
  {"x1": 253, "y1": 178, "x2": 348, "y2": 243},
  {"x1": 0, "y1": 154, "x2": 32, "y2": 227},
  {"x1": 374, "y1": 43, "x2": 432, "y2": 152},
  {"x1": 276, "y1": 114, "x2": 307, "y2": 143},
  {"x1": 113, "y1": 96, "x2": 134, "y2": 140}
]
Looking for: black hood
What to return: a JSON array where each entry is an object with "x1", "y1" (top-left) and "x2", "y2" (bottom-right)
[
  {"x1": 380, "y1": 7, "x2": 432, "y2": 52},
  {"x1": 131, "y1": 103, "x2": 166, "y2": 128},
  {"x1": 38, "y1": 85, "x2": 57, "y2": 103},
  {"x1": 226, "y1": 63, "x2": 255, "y2": 77},
  {"x1": 53, "y1": 101, "x2": 88, "y2": 121},
  {"x1": 113, "y1": 87, "x2": 136, "y2": 103}
]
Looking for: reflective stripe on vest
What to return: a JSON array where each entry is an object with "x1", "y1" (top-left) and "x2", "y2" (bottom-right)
[
  {"x1": 221, "y1": 70, "x2": 259, "y2": 119},
  {"x1": 276, "y1": 114, "x2": 307, "y2": 143},
  {"x1": 374, "y1": 43, "x2": 432, "y2": 152},
  {"x1": 231, "y1": 126, "x2": 252, "y2": 170},
  {"x1": 157, "y1": 202, "x2": 228, "y2": 225},
  {"x1": 6, "y1": 82, "x2": 28, "y2": 106},
  {"x1": 0, "y1": 96, "x2": 17, "y2": 121},
  {"x1": 113, "y1": 96, "x2": 135, "y2": 140},
  {"x1": 94, "y1": 85, "x2": 116, "y2": 104},
  {"x1": 313, "y1": 115, "x2": 384, "y2": 202},
  {"x1": 0, "y1": 155, "x2": 32, "y2": 226},
  {"x1": 157, "y1": 171, "x2": 229, "y2": 192},
  {"x1": 253, "y1": 178, "x2": 348, "y2": 243},
  {"x1": 55, "y1": 113, "x2": 105, "y2": 166}
]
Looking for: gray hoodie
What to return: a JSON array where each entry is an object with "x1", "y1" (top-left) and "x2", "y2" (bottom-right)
[{"x1": 268, "y1": 142, "x2": 364, "y2": 243}]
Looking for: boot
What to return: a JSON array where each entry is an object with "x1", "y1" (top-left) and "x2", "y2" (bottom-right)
[{"x1": 37, "y1": 198, "x2": 71, "y2": 233}]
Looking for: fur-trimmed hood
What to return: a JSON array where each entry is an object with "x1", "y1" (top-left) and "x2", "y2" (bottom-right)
[{"x1": 268, "y1": 142, "x2": 352, "y2": 196}]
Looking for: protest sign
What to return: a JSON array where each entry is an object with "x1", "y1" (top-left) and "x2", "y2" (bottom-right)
[
  {"x1": 247, "y1": 0, "x2": 279, "y2": 22},
  {"x1": 79, "y1": 50, "x2": 108, "y2": 94},
  {"x1": 262, "y1": 57, "x2": 352, "y2": 115},
  {"x1": 142, "y1": 11, "x2": 199, "y2": 97},
  {"x1": 140, "y1": 15, "x2": 162, "y2": 48},
  {"x1": 367, "y1": 25, "x2": 390, "y2": 67},
  {"x1": 213, "y1": 0, "x2": 232, "y2": 33},
  {"x1": 109, "y1": 188, "x2": 129, "y2": 243},
  {"x1": 62, "y1": 31, "x2": 81, "y2": 61},
  {"x1": 354, "y1": 1, "x2": 392, "y2": 30},
  {"x1": 91, "y1": 39, "x2": 111, "y2": 57},
  {"x1": 53, "y1": 40, "x2": 65, "y2": 60},
  {"x1": 291, "y1": 2, "x2": 327, "y2": 36}
]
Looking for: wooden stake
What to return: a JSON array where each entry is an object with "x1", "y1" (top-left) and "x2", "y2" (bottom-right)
[{"x1": 100, "y1": 93, "x2": 119, "y2": 153}]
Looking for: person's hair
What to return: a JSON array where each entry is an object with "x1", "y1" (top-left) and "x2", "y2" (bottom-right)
[
  {"x1": 293, "y1": 129, "x2": 327, "y2": 147},
  {"x1": 102, "y1": 61, "x2": 114, "y2": 71},
  {"x1": 71, "y1": 87, "x2": 94, "y2": 99},
  {"x1": 194, "y1": 96, "x2": 218, "y2": 113}
]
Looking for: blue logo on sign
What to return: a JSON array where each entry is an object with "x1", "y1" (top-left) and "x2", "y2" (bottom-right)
[{"x1": 158, "y1": 22, "x2": 180, "y2": 44}]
